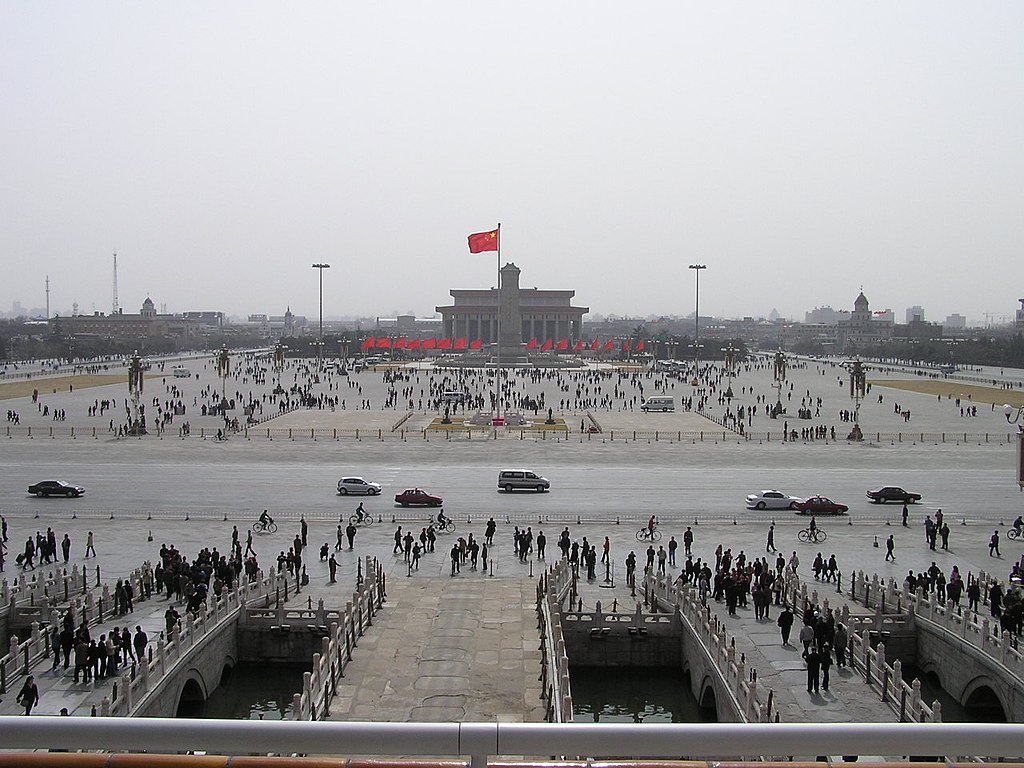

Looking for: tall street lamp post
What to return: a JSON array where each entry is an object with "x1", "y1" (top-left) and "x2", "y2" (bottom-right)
[
  {"x1": 312, "y1": 263, "x2": 330, "y2": 362},
  {"x1": 688, "y1": 264, "x2": 706, "y2": 386}
]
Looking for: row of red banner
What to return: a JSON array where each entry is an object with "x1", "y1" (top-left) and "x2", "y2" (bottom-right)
[{"x1": 360, "y1": 336, "x2": 646, "y2": 353}]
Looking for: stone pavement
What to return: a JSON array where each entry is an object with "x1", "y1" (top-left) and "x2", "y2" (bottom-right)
[{"x1": 325, "y1": 577, "x2": 545, "y2": 722}]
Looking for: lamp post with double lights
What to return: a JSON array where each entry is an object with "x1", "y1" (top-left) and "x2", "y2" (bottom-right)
[
  {"x1": 312, "y1": 263, "x2": 330, "y2": 363},
  {"x1": 771, "y1": 350, "x2": 787, "y2": 418},
  {"x1": 723, "y1": 343, "x2": 739, "y2": 402},
  {"x1": 845, "y1": 357, "x2": 866, "y2": 441},
  {"x1": 688, "y1": 264, "x2": 706, "y2": 387}
]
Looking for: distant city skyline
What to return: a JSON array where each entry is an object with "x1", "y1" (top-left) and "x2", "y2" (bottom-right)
[{"x1": 3, "y1": 4, "x2": 1022, "y2": 324}]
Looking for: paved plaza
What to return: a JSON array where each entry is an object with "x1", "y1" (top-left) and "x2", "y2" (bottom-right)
[{"x1": 1, "y1": 353, "x2": 1023, "y2": 723}]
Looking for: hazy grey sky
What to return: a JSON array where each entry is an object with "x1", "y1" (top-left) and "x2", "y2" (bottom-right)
[{"x1": 3, "y1": 2, "x2": 1022, "y2": 325}]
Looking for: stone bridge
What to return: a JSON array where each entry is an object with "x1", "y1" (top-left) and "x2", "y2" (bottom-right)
[{"x1": 849, "y1": 570, "x2": 1024, "y2": 721}]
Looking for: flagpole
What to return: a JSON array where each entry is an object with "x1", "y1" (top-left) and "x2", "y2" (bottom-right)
[{"x1": 495, "y1": 222, "x2": 501, "y2": 421}]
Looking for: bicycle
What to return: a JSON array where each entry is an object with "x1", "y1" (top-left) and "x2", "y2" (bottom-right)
[
  {"x1": 798, "y1": 527, "x2": 826, "y2": 544},
  {"x1": 430, "y1": 515, "x2": 456, "y2": 534},
  {"x1": 252, "y1": 520, "x2": 277, "y2": 534},
  {"x1": 1008, "y1": 527, "x2": 1023, "y2": 541},
  {"x1": 636, "y1": 527, "x2": 662, "y2": 543},
  {"x1": 349, "y1": 514, "x2": 374, "y2": 528}
]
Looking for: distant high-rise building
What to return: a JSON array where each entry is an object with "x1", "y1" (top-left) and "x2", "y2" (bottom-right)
[
  {"x1": 1016, "y1": 299, "x2": 1024, "y2": 329},
  {"x1": 945, "y1": 313, "x2": 967, "y2": 331},
  {"x1": 906, "y1": 305, "x2": 925, "y2": 323}
]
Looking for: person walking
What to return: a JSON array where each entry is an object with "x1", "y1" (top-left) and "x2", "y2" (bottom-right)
[
  {"x1": 61, "y1": 533, "x2": 72, "y2": 563},
  {"x1": 16, "y1": 675, "x2": 39, "y2": 715},
  {"x1": 244, "y1": 530, "x2": 255, "y2": 558},
  {"x1": 805, "y1": 645, "x2": 821, "y2": 695},
  {"x1": 989, "y1": 530, "x2": 1000, "y2": 557},
  {"x1": 777, "y1": 605, "x2": 794, "y2": 646},
  {"x1": 766, "y1": 524, "x2": 775, "y2": 553},
  {"x1": 683, "y1": 527, "x2": 693, "y2": 557},
  {"x1": 885, "y1": 534, "x2": 895, "y2": 561},
  {"x1": 668, "y1": 536, "x2": 677, "y2": 566},
  {"x1": 328, "y1": 554, "x2": 338, "y2": 583},
  {"x1": 833, "y1": 623, "x2": 849, "y2": 668},
  {"x1": 85, "y1": 531, "x2": 96, "y2": 558},
  {"x1": 901, "y1": 503, "x2": 909, "y2": 527},
  {"x1": 300, "y1": 515, "x2": 308, "y2": 547},
  {"x1": 820, "y1": 643, "x2": 833, "y2": 691},
  {"x1": 346, "y1": 522, "x2": 357, "y2": 549}
]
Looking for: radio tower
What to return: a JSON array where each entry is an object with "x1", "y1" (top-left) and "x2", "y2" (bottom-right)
[{"x1": 112, "y1": 252, "x2": 119, "y2": 315}]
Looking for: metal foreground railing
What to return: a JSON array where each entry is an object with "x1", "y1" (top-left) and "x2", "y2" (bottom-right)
[{"x1": 1, "y1": 720, "x2": 1024, "y2": 765}]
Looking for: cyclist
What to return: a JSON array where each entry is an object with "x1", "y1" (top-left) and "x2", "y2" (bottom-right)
[
  {"x1": 355, "y1": 502, "x2": 366, "y2": 524},
  {"x1": 647, "y1": 515, "x2": 657, "y2": 539},
  {"x1": 259, "y1": 509, "x2": 274, "y2": 530},
  {"x1": 436, "y1": 508, "x2": 449, "y2": 529},
  {"x1": 808, "y1": 516, "x2": 817, "y2": 536},
  {"x1": 1014, "y1": 515, "x2": 1023, "y2": 536}
]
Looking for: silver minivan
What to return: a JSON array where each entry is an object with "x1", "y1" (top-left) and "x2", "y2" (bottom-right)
[{"x1": 497, "y1": 469, "x2": 550, "y2": 493}]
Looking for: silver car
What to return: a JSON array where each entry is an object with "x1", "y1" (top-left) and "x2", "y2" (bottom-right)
[
  {"x1": 337, "y1": 476, "x2": 382, "y2": 496},
  {"x1": 745, "y1": 489, "x2": 801, "y2": 510}
]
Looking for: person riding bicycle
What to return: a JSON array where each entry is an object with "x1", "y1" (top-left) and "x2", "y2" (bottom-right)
[
  {"x1": 436, "y1": 508, "x2": 449, "y2": 528},
  {"x1": 259, "y1": 509, "x2": 274, "y2": 529},
  {"x1": 809, "y1": 516, "x2": 817, "y2": 535},
  {"x1": 355, "y1": 502, "x2": 366, "y2": 524},
  {"x1": 1014, "y1": 515, "x2": 1023, "y2": 535},
  {"x1": 647, "y1": 515, "x2": 657, "y2": 539}
]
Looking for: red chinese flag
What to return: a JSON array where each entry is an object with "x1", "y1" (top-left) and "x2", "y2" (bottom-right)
[
  {"x1": 556, "y1": 339, "x2": 568, "y2": 351},
  {"x1": 394, "y1": 338, "x2": 407, "y2": 349},
  {"x1": 637, "y1": 340, "x2": 645, "y2": 352},
  {"x1": 603, "y1": 340, "x2": 615, "y2": 351},
  {"x1": 540, "y1": 339, "x2": 553, "y2": 352},
  {"x1": 438, "y1": 338, "x2": 452, "y2": 350},
  {"x1": 377, "y1": 337, "x2": 392, "y2": 349},
  {"x1": 454, "y1": 337, "x2": 467, "y2": 350},
  {"x1": 573, "y1": 340, "x2": 583, "y2": 352},
  {"x1": 526, "y1": 338, "x2": 538, "y2": 350},
  {"x1": 423, "y1": 338, "x2": 437, "y2": 350},
  {"x1": 361, "y1": 336, "x2": 375, "y2": 351},
  {"x1": 467, "y1": 229, "x2": 499, "y2": 253},
  {"x1": 622, "y1": 339, "x2": 631, "y2": 352},
  {"x1": 470, "y1": 338, "x2": 482, "y2": 350},
  {"x1": 408, "y1": 338, "x2": 421, "y2": 350},
  {"x1": 591, "y1": 339, "x2": 599, "y2": 351}
]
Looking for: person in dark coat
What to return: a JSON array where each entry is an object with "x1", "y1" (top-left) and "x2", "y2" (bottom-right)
[
  {"x1": 805, "y1": 646, "x2": 821, "y2": 694},
  {"x1": 777, "y1": 605, "x2": 794, "y2": 646}
]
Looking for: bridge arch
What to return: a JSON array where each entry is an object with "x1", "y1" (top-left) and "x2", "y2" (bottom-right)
[
  {"x1": 698, "y1": 675, "x2": 719, "y2": 720},
  {"x1": 174, "y1": 669, "x2": 211, "y2": 718},
  {"x1": 961, "y1": 677, "x2": 1007, "y2": 722}
]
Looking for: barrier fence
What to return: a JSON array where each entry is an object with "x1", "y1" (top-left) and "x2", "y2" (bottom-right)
[
  {"x1": 536, "y1": 561, "x2": 574, "y2": 723},
  {"x1": 3, "y1": 423, "x2": 1018, "y2": 445}
]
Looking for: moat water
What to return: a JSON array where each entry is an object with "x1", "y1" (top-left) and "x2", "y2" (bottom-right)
[
  {"x1": 571, "y1": 667, "x2": 715, "y2": 723},
  {"x1": 192, "y1": 662, "x2": 308, "y2": 719}
]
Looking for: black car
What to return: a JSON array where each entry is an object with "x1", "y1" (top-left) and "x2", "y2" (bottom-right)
[
  {"x1": 866, "y1": 486, "x2": 921, "y2": 504},
  {"x1": 28, "y1": 480, "x2": 85, "y2": 498}
]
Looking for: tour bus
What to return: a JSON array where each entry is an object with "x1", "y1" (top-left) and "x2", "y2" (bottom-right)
[
  {"x1": 640, "y1": 396, "x2": 675, "y2": 412},
  {"x1": 172, "y1": 367, "x2": 191, "y2": 378}
]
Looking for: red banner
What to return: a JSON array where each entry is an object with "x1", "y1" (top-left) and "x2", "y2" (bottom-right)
[
  {"x1": 423, "y1": 338, "x2": 436, "y2": 350},
  {"x1": 591, "y1": 339, "x2": 599, "y2": 351},
  {"x1": 394, "y1": 338, "x2": 407, "y2": 349},
  {"x1": 438, "y1": 338, "x2": 452, "y2": 350},
  {"x1": 636, "y1": 340, "x2": 645, "y2": 352},
  {"x1": 556, "y1": 339, "x2": 568, "y2": 351},
  {"x1": 361, "y1": 336, "x2": 375, "y2": 351},
  {"x1": 573, "y1": 340, "x2": 583, "y2": 352},
  {"x1": 603, "y1": 340, "x2": 615, "y2": 351},
  {"x1": 526, "y1": 338, "x2": 538, "y2": 350},
  {"x1": 540, "y1": 339, "x2": 553, "y2": 352},
  {"x1": 467, "y1": 229, "x2": 499, "y2": 253},
  {"x1": 454, "y1": 337, "x2": 467, "y2": 350},
  {"x1": 408, "y1": 338, "x2": 421, "y2": 350},
  {"x1": 377, "y1": 337, "x2": 391, "y2": 349},
  {"x1": 470, "y1": 338, "x2": 482, "y2": 350}
]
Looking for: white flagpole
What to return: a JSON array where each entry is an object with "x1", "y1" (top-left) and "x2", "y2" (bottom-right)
[{"x1": 495, "y1": 222, "x2": 501, "y2": 421}]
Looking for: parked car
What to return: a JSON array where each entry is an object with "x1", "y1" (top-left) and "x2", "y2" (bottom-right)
[
  {"x1": 745, "y1": 490, "x2": 801, "y2": 510},
  {"x1": 28, "y1": 480, "x2": 85, "y2": 498},
  {"x1": 794, "y1": 495, "x2": 849, "y2": 515},
  {"x1": 497, "y1": 469, "x2": 550, "y2": 492},
  {"x1": 337, "y1": 477, "x2": 382, "y2": 496},
  {"x1": 866, "y1": 486, "x2": 922, "y2": 504},
  {"x1": 395, "y1": 488, "x2": 443, "y2": 507}
]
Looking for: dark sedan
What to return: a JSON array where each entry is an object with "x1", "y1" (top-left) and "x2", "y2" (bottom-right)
[
  {"x1": 394, "y1": 488, "x2": 443, "y2": 507},
  {"x1": 28, "y1": 480, "x2": 85, "y2": 498},
  {"x1": 867, "y1": 486, "x2": 922, "y2": 504},
  {"x1": 794, "y1": 495, "x2": 848, "y2": 515}
]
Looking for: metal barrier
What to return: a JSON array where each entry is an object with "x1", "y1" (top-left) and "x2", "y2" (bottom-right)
[{"x1": 1, "y1": 719, "x2": 1024, "y2": 763}]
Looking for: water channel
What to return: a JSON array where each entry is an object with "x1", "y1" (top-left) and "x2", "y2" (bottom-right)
[
  {"x1": 570, "y1": 667, "x2": 715, "y2": 723},
  {"x1": 185, "y1": 662, "x2": 308, "y2": 719}
]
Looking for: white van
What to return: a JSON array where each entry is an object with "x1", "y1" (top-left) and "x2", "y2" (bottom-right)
[
  {"x1": 497, "y1": 469, "x2": 550, "y2": 493},
  {"x1": 172, "y1": 367, "x2": 191, "y2": 378},
  {"x1": 641, "y1": 396, "x2": 675, "y2": 412}
]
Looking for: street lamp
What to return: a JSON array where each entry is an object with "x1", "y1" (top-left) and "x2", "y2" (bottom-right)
[
  {"x1": 771, "y1": 350, "x2": 787, "y2": 417},
  {"x1": 688, "y1": 264, "x2": 706, "y2": 386},
  {"x1": 845, "y1": 357, "x2": 866, "y2": 441},
  {"x1": 1005, "y1": 404, "x2": 1024, "y2": 430},
  {"x1": 312, "y1": 263, "x2": 331, "y2": 362},
  {"x1": 723, "y1": 343, "x2": 739, "y2": 401}
]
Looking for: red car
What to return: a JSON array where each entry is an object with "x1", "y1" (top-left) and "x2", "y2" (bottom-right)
[
  {"x1": 394, "y1": 488, "x2": 443, "y2": 507},
  {"x1": 795, "y1": 495, "x2": 849, "y2": 516}
]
